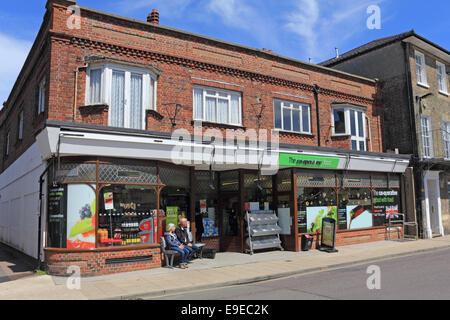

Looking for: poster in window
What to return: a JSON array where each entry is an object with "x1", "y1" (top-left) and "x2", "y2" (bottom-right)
[
  {"x1": 166, "y1": 206, "x2": 179, "y2": 231},
  {"x1": 306, "y1": 206, "x2": 337, "y2": 233},
  {"x1": 373, "y1": 189, "x2": 400, "y2": 226},
  {"x1": 298, "y1": 211, "x2": 307, "y2": 233},
  {"x1": 67, "y1": 184, "x2": 96, "y2": 249},
  {"x1": 346, "y1": 205, "x2": 372, "y2": 230},
  {"x1": 104, "y1": 192, "x2": 114, "y2": 211}
]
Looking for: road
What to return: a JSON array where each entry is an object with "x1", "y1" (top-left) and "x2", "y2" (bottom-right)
[{"x1": 147, "y1": 247, "x2": 450, "y2": 300}]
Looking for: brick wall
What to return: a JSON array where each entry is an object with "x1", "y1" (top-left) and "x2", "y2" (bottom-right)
[
  {"x1": 299, "y1": 226, "x2": 403, "y2": 250},
  {"x1": 45, "y1": 246, "x2": 162, "y2": 277},
  {"x1": 0, "y1": 1, "x2": 384, "y2": 173}
]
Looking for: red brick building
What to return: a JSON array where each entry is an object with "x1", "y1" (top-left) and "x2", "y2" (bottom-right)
[{"x1": 0, "y1": 0, "x2": 410, "y2": 276}]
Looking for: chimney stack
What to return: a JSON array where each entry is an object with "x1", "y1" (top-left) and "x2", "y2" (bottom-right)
[{"x1": 148, "y1": 9, "x2": 159, "y2": 24}]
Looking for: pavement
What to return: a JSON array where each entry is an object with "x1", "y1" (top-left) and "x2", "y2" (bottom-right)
[
  {"x1": 0, "y1": 244, "x2": 36, "y2": 284},
  {"x1": 0, "y1": 236, "x2": 450, "y2": 300}
]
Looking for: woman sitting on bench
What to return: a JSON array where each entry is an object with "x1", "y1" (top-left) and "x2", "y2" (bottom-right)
[{"x1": 164, "y1": 223, "x2": 190, "y2": 269}]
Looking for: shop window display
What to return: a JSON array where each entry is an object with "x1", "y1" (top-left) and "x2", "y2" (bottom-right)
[
  {"x1": 98, "y1": 185, "x2": 158, "y2": 246},
  {"x1": 297, "y1": 187, "x2": 337, "y2": 233},
  {"x1": 339, "y1": 188, "x2": 372, "y2": 230},
  {"x1": 194, "y1": 171, "x2": 219, "y2": 240}
]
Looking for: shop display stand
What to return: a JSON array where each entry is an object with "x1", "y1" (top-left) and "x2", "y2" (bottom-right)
[{"x1": 245, "y1": 210, "x2": 283, "y2": 255}]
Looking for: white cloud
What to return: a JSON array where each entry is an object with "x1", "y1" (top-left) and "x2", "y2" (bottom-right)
[
  {"x1": 0, "y1": 33, "x2": 32, "y2": 107},
  {"x1": 284, "y1": 0, "x2": 386, "y2": 62},
  {"x1": 207, "y1": 0, "x2": 255, "y2": 30}
]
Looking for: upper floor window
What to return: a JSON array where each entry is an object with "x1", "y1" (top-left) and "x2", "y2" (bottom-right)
[
  {"x1": 18, "y1": 111, "x2": 24, "y2": 141},
  {"x1": 274, "y1": 99, "x2": 311, "y2": 134},
  {"x1": 442, "y1": 121, "x2": 450, "y2": 160},
  {"x1": 421, "y1": 115, "x2": 433, "y2": 158},
  {"x1": 436, "y1": 61, "x2": 448, "y2": 95},
  {"x1": 332, "y1": 106, "x2": 367, "y2": 151},
  {"x1": 5, "y1": 131, "x2": 10, "y2": 157},
  {"x1": 193, "y1": 86, "x2": 242, "y2": 126},
  {"x1": 86, "y1": 64, "x2": 157, "y2": 130},
  {"x1": 415, "y1": 51, "x2": 428, "y2": 87},
  {"x1": 37, "y1": 78, "x2": 46, "y2": 115}
]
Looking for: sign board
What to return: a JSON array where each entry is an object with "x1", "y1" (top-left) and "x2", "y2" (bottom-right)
[
  {"x1": 319, "y1": 218, "x2": 338, "y2": 253},
  {"x1": 166, "y1": 206, "x2": 179, "y2": 231},
  {"x1": 279, "y1": 153, "x2": 341, "y2": 169},
  {"x1": 104, "y1": 192, "x2": 114, "y2": 210}
]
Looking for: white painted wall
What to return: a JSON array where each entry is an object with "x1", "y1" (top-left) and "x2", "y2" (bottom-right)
[{"x1": 0, "y1": 143, "x2": 45, "y2": 259}]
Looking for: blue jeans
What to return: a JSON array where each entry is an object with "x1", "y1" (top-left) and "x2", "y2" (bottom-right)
[
  {"x1": 170, "y1": 246, "x2": 191, "y2": 265},
  {"x1": 184, "y1": 245, "x2": 200, "y2": 260}
]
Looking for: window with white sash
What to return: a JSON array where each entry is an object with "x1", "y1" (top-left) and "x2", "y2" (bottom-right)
[
  {"x1": 437, "y1": 61, "x2": 448, "y2": 94},
  {"x1": 274, "y1": 99, "x2": 311, "y2": 134},
  {"x1": 415, "y1": 51, "x2": 428, "y2": 87},
  {"x1": 442, "y1": 121, "x2": 450, "y2": 160},
  {"x1": 421, "y1": 116, "x2": 433, "y2": 158},
  {"x1": 86, "y1": 64, "x2": 157, "y2": 130},
  {"x1": 193, "y1": 86, "x2": 242, "y2": 126},
  {"x1": 331, "y1": 106, "x2": 367, "y2": 151}
]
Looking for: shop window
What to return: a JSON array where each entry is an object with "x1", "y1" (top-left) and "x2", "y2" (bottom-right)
[
  {"x1": 244, "y1": 173, "x2": 273, "y2": 210},
  {"x1": 220, "y1": 171, "x2": 239, "y2": 192},
  {"x1": 338, "y1": 188, "x2": 372, "y2": 230},
  {"x1": 274, "y1": 99, "x2": 311, "y2": 134},
  {"x1": 98, "y1": 185, "x2": 158, "y2": 247},
  {"x1": 372, "y1": 188, "x2": 401, "y2": 227},
  {"x1": 276, "y1": 169, "x2": 292, "y2": 193},
  {"x1": 193, "y1": 86, "x2": 242, "y2": 126},
  {"x1": 297, "y1": 187, "x2": 337, "y2": 233},
  {"x1": 86, "y1": 63, "x2": 157, "y2": 130},
  {"x1": 56, "y1": 163, "x2": 97, "y2": 183},
  {"x1": 159, "y1": 166, "x2": 190, "y2": 188},
  {"x1": 47, "y1": 184, "x2": 67, "y2": 248},
  {"x1": 195, "y1": 171, "x2": 219, "y2": 239},
  {"x1": 99, "y1": 163, "x2": 157, "y2": 184}
]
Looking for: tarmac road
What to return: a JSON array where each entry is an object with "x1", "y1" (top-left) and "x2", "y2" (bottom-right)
[{"x1": 148, "y1": 247, "x2": 450, "y2": 300}]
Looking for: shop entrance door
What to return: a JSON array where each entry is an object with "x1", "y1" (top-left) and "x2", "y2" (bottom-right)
[
  {"x1": 219, "y1": 193, "x2": 242, "y2": 252},
  {"x1": 427, "y1": 178, "x2": 442, "y2": 237}
]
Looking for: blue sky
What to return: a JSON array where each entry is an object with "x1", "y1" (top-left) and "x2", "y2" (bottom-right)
[{"x1": 0, "y1": 0, "x2": 448, "y2": 106}]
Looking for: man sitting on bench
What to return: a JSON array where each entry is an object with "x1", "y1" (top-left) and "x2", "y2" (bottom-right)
[{"x1": 175, "y1": 218, "x2": 200, "y2": 261}]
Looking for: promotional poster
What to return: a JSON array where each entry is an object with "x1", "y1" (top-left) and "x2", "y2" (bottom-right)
[
  {"x1": 66, "y1": 184, "x2": 96, "y2": 249},
  {"x1": 346, "y1": 205, "x2": 373, "y2": 230},
  {"x1": 306, "y1": 206, "x2": 338, "y2": 233}
]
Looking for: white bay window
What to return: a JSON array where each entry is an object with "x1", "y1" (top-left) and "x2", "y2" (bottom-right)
[
  {"x1": 332, "y1": 106, "x2": 367, "y2": 151},
  {"x1": 86, "y1": 64, "x2": 157, "y2": 130},
  {"x1": 193, "y1": 86, "x2": 242, "y2": 126}
]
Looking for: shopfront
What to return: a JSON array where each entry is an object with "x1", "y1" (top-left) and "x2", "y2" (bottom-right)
[{"x1": 39, "y1": 125, "x2": 410, "y2": 276}]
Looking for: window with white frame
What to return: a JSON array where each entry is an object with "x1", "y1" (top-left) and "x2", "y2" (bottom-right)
[
  {"x1": 86, "y1": 64, "x2": 157, "y2": 130},
  {"x1": 18, "y1": 111, "x2": 24, "y2": 141},
  {"x1": 193, "y1": 86, "x2": 242, "y2": 126},
  {"x1": 415, "y1": 51, "x2": 428, "y2": 86},
  {"x1": 332, "y1": 106, "x2": 367, "y2": 151},
  {"x1": 274, "y1": 99, "x2": 311, "y2": 134},
  {"x1": 37, "y1": 78, "x2": 46, "y2": 115},
  {"x1": 421, "y1": 115, "x2": 433, "y2": 158},
  {"x1": 437, "y1": 61, "x2": 448, "y2": 94},
  {"x1": 442, "y1": 121, "x2": 450, "y2": 159}
]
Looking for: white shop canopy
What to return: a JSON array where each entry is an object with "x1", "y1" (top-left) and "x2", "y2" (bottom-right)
[{"x1": 36, "y1": 124, "x2": 410, "y2": 174}]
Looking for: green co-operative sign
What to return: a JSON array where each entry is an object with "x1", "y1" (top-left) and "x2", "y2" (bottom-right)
[{"x1": 279, "y1": 153, "x2": 341, "y2": 169}]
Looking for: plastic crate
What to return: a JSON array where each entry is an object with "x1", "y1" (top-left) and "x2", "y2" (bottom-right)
[{"x1": 202, "y1": 248, "x2": 217, "y2": 259}]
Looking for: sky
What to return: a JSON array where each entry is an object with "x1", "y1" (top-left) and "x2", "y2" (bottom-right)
[{"x1": 0, "y1": 0, "x2": 448, "y2": 107}]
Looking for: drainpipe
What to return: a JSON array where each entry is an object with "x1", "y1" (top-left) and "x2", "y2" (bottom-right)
[
  {"x1": 37, "y1": 157, "x2": 55, "y2": 271},
  {"x1": 313, "y1": 85, "x2": 321, "y2": 147},
  {"x1": 403, "y1": 41, "x2": 422, "y2": 237}
]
